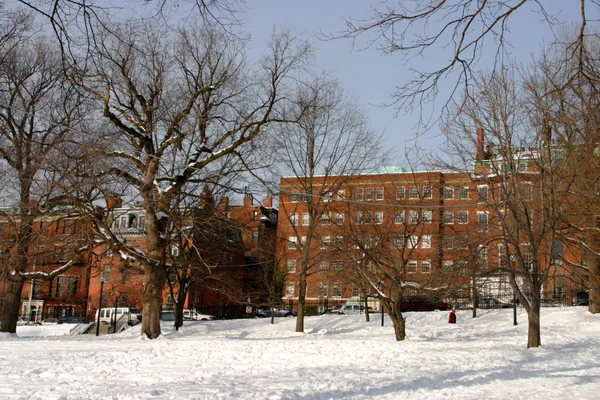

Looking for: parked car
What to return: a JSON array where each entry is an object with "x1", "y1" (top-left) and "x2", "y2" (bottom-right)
[
  {"x1": 399, "y1": 296, "x2": 451, "y2": 312},
  {"x1": 572, "y1": 291, "x2": 589, "y2": 306},
  {"x1": 16, "y1": 317, "x2": 28, "y2": 326},
  {"x1": 540, "y1": 299, "x2": 560, "y2": 307},
  {"x1": 325, "y1": 304, "x2": 344, "y2": 315},
  {"x1": 42, "y1": 318, "x2": 59, "y2": 325},
  {"x1": 183, "y1": 309, "x2": 215, "y2": 321},
  {"x1": 339, "y1": 304, "x2": 366, "y2": 315},
  {"x1": 256, "y1": 307, "x2": 296, "y2": 318},
  {"x1": 478, "y1": 298, "x2": 511, "y2": 309}
]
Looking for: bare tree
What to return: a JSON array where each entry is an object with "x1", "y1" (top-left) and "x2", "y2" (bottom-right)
[
  {"x1": 273, "y1": 76, "x2": 385, "y2": 333},
  {"x1": 442, "y1": 68, "x2": 572, "y2": 348},
  {"x1": 71, "y1": 21, "x2": 310, "y2": 339},
  {"x1": 334, "y1": 1, "x2": 596, "y2": 124},
  {"x1": 0, "y1": 34, "x2": 88, "y2": 333}
]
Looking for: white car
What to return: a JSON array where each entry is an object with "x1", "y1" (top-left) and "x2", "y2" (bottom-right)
[{"x1": 183, "y1": 310, "x2": 215, "y2": 321}]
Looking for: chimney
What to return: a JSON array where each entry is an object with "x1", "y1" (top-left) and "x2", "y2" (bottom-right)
[
  {"x1": 218, "y1": 196, "x2": 229, "y2": 211},
  {"x1": 106, "y1": 194, "x2": 123, "y2": 209},
  {"x1": 263, "y1": 196, "x2": 272, "y2": 208},
  {"x1": 243, "y1": 193, "x2": 253, "y2": 207},
  {"x1": 476, "y1": 127, "x2": 485, "y2": 162}
]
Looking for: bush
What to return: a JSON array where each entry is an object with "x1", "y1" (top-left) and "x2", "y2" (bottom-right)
[{"x1": 304, "y1": 306, "x2": 319, "y2": 316}]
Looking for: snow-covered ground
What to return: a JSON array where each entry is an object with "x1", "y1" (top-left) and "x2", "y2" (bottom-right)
[{"x1": 1, "y1": 307, "x2": 599, "y2": 399}]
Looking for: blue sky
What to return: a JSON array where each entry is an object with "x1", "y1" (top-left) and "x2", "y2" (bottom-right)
[{"x1": 242, "y1": 1, "x2": 589, "y2": 163}]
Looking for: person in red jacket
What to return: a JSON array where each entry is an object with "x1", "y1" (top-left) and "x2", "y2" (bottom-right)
[{"x1": 448, "y1": 309, "x2": 456, "y2": 324}]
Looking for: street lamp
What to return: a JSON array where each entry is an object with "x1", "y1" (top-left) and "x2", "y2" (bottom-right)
[{"x1": 509, "y1": 254, "x2": 518, "y2": 326}]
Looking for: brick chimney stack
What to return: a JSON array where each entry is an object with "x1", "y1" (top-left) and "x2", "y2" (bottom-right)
[
  {"x1": 476, "y1": 127, "x2": 485, "y2": 162},
  {"x1": 243, "y1": 193, "x2": 253, "y2": 207},
  {"x1": 263, "y1": 196, "x2": 272, "y2": 208}
]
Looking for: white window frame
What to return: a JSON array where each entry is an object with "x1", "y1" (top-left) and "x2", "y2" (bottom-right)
[
  {"x1": 396, "y1": 186, "x2": 405, "y2": 200},
  {"x1": 442, "y1": 187, "x2": 454, "y2": 200},
  {"x1": 288, "y1": 236, "x2": 297, "y2": 249},
  {"x1": 287, "y1": 259, "x2": 297, "y2": 273},
  {"x1": 395, "y1": 211, "x2": 405, "y2": 224},
  {"x1": 375, "y1": 211, "x2": 384, "y2": 224},
  {"x1": 376, "y1": 187, "x2": 384, "y2": 201},
  {"x1": 366, "y1": 188, "x2": 374, "y2": 201},
  {"x1": 458, "y1": 186, "x2": 469, "y2": 200},
  {"x1": 302, "y1": 212, "x2": 310, "y2": 226},
  {"x1": 289, "y1": 212, "x2": 298, "y2": 226},
  {"x1": 423, "y1": 186, "x2": 432, "y2": 199},
  {"x1": 407, "y1": 260, "x2": 417, "y2": 273},
  {"x1": 355, "y1": 188, "x2": 364, "y2": 201},
  {"x1": 477, "y1": 211, "x2": 489, "y2": 232},
  {"x1": 421, "y1": 235, "x2": 432, "y2": 249},
  {"x1": 457, "y1": 210, "x2": 469, "y2": 224},
  {"x1": 422, "y1": 210, "x2": 433, "y2": 224},
  {"x1": 443, "y1": 211, "x2": 453, "y2": 224},
  {"x1": 408, "y1": 210, "x2": 419, "y2": 224},
  {"x1": 409, "y1": 186, "x2": 419, "y2": 199},
  {"x1": 421, "y1": 260, "x2": 431, "y2": 274},
  {"x1": 478, "y1": 185, "x2": 489, "y2": 203},
  {"x1": 285, "y1": 283, "x2": 295, "y2": 298},
  {"x1": 332, "y1": 283, "x2": 342, "y2": 298}
]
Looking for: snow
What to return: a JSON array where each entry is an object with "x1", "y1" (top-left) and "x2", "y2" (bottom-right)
[{"x1": 1, "y1": 308, "x2": 599, "y2": 399}]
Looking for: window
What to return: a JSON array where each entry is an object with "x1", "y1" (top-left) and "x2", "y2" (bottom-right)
[
  {"x1": 300, "y1": 236, "x2": 307, "y2": 246},
  {"x1": 320, "y1": 213, "x2": 330, "y2": 225},
  {"x1": 458, "y1": 234, "x2": 469, "y2": 250},
  {"x1": 337, "y1": 190, "x2": 345, "y2": 199},
  {"x1": 498, "y1": 244, "x2": 508, "y2": 268},
  {"x1": 322, "y1": 190, "x2": 333, "y2": 202},
  {"x1": 421, "y1": 260, "x2": 431, "y2": 274},
  {"x1": 318, "y1": 283, "x2": 328, "y2": 298},
  {"x1": 366, "y1": 188, "x2": 374, "y2": 201},
  {"x1": 171, "y1": 245, "x2": 180, "y2": 257},
  {"x1": 442, "y1": 235, "x2": 453, "y2": 250},
  {"x1": 286, "y1": 283, "x2": 295, "y2": 298},
  {"x1": 68, "y1": 276, "x2": 78, "y2": 295},
  {"x1": 334, "y1": 235, "x2": 344, "y2": 247},
  {"x1": 253, "y1": 210, "x2": 258, "y2": 220},
  {"x1": 302, "y1": 212, "x2": 310, "y2": 226},
  {"x1": 321, "y1": 236, "x2": 331, "y2": 249},
  {"x1": 407, "y1": 260, "x2": 417, "y2": 273},
  {"x1": 394, "y1": 236, "x2": 405, "y2": 249},
  {"x1": 376, "y1": 187, "x2": 384, "y2": 200},
  {"x1": 138, "y1": 216, "x2": 146, "y2": 230},
  {"x1": 442, "y1": 260, "x2": 453, "y2": 272},
  {"x1": 287, "y1": 259, "x2": 297, "y2": 273},
  {"x1": 113, "y1": 218, "x2": 120, "y2": 229},
  {"x1": 101, "y1": 265, "x2": 111, "y2": 283},
  {"x1": 457, "y1": 210, "x2": 468, "y2": 224},
  {"x1": 289, "y1": 212, "x2": 298, "y2": 226},
  {"x1": 408, "y1": 210, "x2": 419, "y2": 224},
  {"x1": 409, "y1": 235, "x2": 418, "y2": 249},
  {"x1": 458, "y1": 187, "x2": 469, "y2": 199},
  {"x1": 523, "y1": 246, "x2": 533, "y2": 271},
  {"x1": 355, "y1": 188, "x2": 364, "y2": 201},
  {"x1": 319, "y1": 260, "x2": 329, "y2": 272},
  {"x1": 288, "y1": 236, "x2": 297, "y2": 249},
  {"x1": 355, "y1": 211, "x2": 363, "y2": 225},
  {"x1": 478, "y1": 185, "x2": 488, "y2": 203},
  {"x1": 396, "y1": 186, "x2": 405, "y2": 200},
  {"x1": 477, "y1": 211, "x2": 488, "y2": 232},
  {"x1": 332, "y1": 283, "x2": 342, "y2": 297},
  {"x1": 443, "y1": 211, "x2": 453, "y2": 225},
  {"x1": 335, "y1": 212, "x2": 345, "y2": 225},
  {"x1": 364, "y1": 211, "x2": 373, "y2": 224},
  {"x1": 121, "y1": 269, "x2": 130, "y2": 284},
  {"x1": 477, "y1": 245, "x2": 489, "y2": 268},
  {"x1": 421, "y1": 235, "x2": 431, "y2": 249},
  {"x1": 553, "y1": 276, "x2": 565, "y2": 298},
  {"x1": 291, "y1": 191, "x2": 299, "y2": 202},
  {"x1": 443, "y1": 187, "x2": 454, "y2": 200},
  {"x1": 332, "y1": 261, "x2": 343, "y2": 272},
  {"x1": 423, "y1": 186, "x2": 432, "y2": 199},
  {"x1": 409, "y1": 186, "x2": 419, "y2": 199},
  {"x1": 252, "y1": 231, "x2": 259, "y2": 244},
  {"x1": 120, "y1": 216, "x2": 128, "y2": 229},
  {"x1": 351, "y1": 284, "x2": 360, "y2": 298},
  {"x1": 422, "y1": 210, "x2": 433, "y2": 224},
  {"x1": 375, "y1": 211, "x2": 383, "y2": 224},
  {"x1": 395, "y1": 211, "x2": 405, "y2": 224}
]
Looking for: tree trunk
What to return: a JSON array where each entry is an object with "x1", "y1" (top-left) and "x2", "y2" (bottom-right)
[
  {"x1": 388, "y1": 309, "x2": 406, "y2": 341},
  {"x1": 0, "y1": 276, "x2": 25, "y2": 333},
  {"x1": 174, "y1": 286, "x2": 187, "y2": 331},
  {"x1": 588, "y1": 255, "x2": 600, "y2": 314},
  {"x1": 295, "y1": 263, "x2": 307, "y2": 333},
  {"x1": 364, "y1": 296, "x2": 370, "y2": 322},
  {"x1": 526, "y1": 297, "x2": 541, "y2": 348},
  {"x1": 141, "y1": 266, "x2": 168, "y2": 339}
]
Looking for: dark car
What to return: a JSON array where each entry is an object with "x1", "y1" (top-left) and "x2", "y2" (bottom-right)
[
  {"x1": 256, "y1": 307, "x2": 296, "y2": 318},
  {"x1": 572, "y1": 291, "x2": 589, "y2": 306},
  {"x1": 478, "y1": 297, "x2": 511, "y2": 309},
  {"x1": 399, "y1": 296, "x2": 451, "y2": 312}
]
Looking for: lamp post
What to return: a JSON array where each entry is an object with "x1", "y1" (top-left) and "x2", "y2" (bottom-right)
[
  {"x1": 95, "y1": 281, "x2": 104, "y2": 336},
  {"x1": 509, "y1": 254, "x2": 517, "y2": 326}
]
